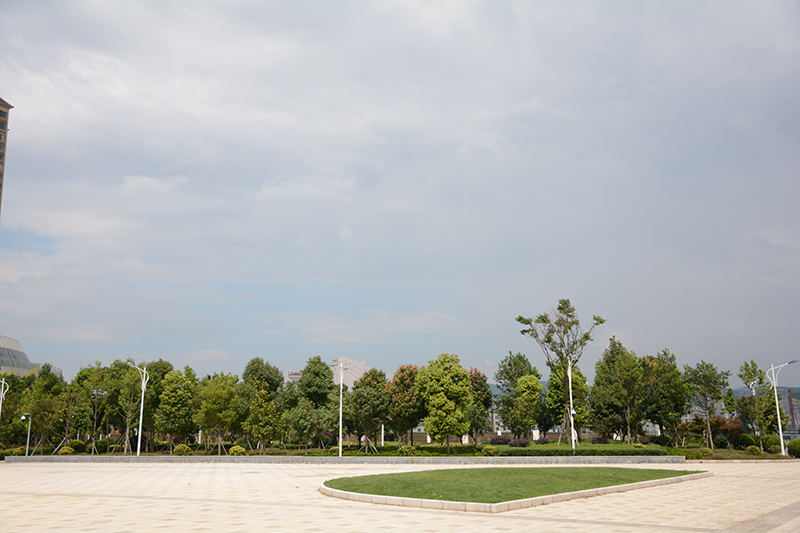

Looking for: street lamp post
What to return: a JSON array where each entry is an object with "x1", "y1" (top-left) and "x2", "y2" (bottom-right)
[
  {"x1": 332, "y1": 359, "x2": 345, "y2": 458},
  {"x1": 766, "y1": 359, "x2": 798, "y2": 456},
  {"x1": 567, "y1": 355, "x2": 578, "y2": 450},
  {"x1": 128, "y1": 362, "x2": 150, "y2": 457},
  {"x1": 0, "y1": 378, "x2": 9, "y2": 422},
  {"x1": 21, "y1": 413, "x2": 31, "y2": 456}
]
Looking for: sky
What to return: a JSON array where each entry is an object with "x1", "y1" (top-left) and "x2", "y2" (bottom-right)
[{"x1": 0, "y1": 1, "x2": 798, "y2": 387}]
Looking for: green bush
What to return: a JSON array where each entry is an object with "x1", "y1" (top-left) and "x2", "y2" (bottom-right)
[
  {"x1": 500, "y1": 446, "x2": 667, "y2": 457},
  {"x1": 67, "y1": 440, "x2": 86, "y2": 453},
  {"x1": 173, "y1": 444, "x2": 193, "y2": 456},
  {"x1": 787, "y1": 438, "x2": 800, "y2": 458},
  {"x1": 767, "y1": 444, "x2": 782, "y2": 454},
  {"x1": 58, "y1": 446, "x2": 75, "y2": 455},
  {"x1": 698, "y1": 447, "x2": 713, "y2": 458},
  {"x1": 229, "y1": 445, "x2": 247, "y2": 456},
  {"x1": 745, "y1": 445, "x2": 762, "y2": 456},
  {"x1": 761, "y1": 434, "x2": 780, "y2": 449},
  {"x1": 398, "y1": 445, "x2": 417, "y2": 456},
  {"x1": 11, "y1": 447, "x2": 25, "y2": 456},
  {"x1": 632, "y1": 443, "x2": 646, "y2": 449},
  {"x1": 667, "y1": 448, "x2": 703, "y2": 460},
  {"x1": 733, "y1": 434, "x2": 756, "y2": 450},
  {"x1": 482, "y1": 445, "x2": 498, "y2": 457},
  {"x1": 713, "y1": 436, "x2": 728, "y2": 449}
]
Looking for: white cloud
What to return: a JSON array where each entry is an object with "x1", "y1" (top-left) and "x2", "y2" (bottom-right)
[{"x1": 0, "y1": 1, "x2": 799, "y2": 382}]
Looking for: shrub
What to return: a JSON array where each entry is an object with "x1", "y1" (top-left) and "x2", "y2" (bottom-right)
[
  {"x1": 490, "y1": 434, "x2": 512, "y2": 445},
  {"x1": 229, "y1": 445, "x2": 247, "y2": 456},
  {"x1": 713, "y1": 436, "x2": 728, "y2": 449},
  {"x1": 58, "y1": 446, "x2": 75, "y2": 455},
  {"x1": 592, "y1": 436, "x2": 609, "y2": 444},
  {"x1": 767, "y1": 444, "x2": 782, "y2": 454},
  {"x1": 67, "y1": 440, "x2": 86, "y2": 454},
  {"x1": 666, "y1": 447, "x2": 702, "y2": 460},
  {"x1": 637, "y1": 436, "x2": 650, "y2": 445},
  {"x1": 745, "y1": 445, "x2": 762, "y2": 456},
  {"x1": 398, "y1": 445, "x2": 417, "y2": 456},
  {"x1": 173, "y1": 444, "x2": 193, "y2": 456},
  {"x1": 733, "y1": 434, "x2": 756, "y2": 450},
  {"x1": 534, "y1": 436, "x2": 550, "y2": 445},
  {"x1": 633, "y1": 443, "x2": 646, "y2": 449},
  {"x1": 509, "y1": 438, "x2": 530, "y2": 448},
  {"x1": 649, "y1": 435, "x2": 671, "y2": 447},
  {"x1": 482, "y1": 445, "x2": 499, "y2": 456},
  {"x1": 500, "y1": 446, "x2": 668, "y2": 457},
  {"x1": 787, "y1": 438, "x2": 800, "y2": 458},
  {"x1": 698, "y1": 447, "x2": 713, "y2": 458},
  {"x1": 761, "y1": 434, "x2": 780, "y2": 449},
  {"x1": 11, "y1": 447, "x2": 25, "y2": 456}
]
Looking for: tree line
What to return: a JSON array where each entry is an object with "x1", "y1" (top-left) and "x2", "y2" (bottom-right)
[{"x1": 0, "y1": 299, "x2": 791, "y2": 455}]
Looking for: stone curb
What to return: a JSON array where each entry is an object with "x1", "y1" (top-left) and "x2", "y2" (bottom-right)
[
  {"x1": 319, "y1": 471, "x2": 713, "y2": 513},
  {"x1": 4, "y1": 455, "x2": 685, "y2": 464}
]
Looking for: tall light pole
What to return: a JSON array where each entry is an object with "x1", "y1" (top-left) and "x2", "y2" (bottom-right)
[
  {"x1": 332, "y1": 359, "x2": 346, "y2": 458},
  {"x1": 0, "y1": 378, "x2": 8, "y2": 422},
  {"x1": 766, "y1": 359, "x2": 798, "y2": 456},
  {"x1": 21, "y1": 413, "x2": 31, "y2": 456},
  {"x1": 567, "y1": 355, "x2": 577, "y2": 450},
  {"x1": 128, "y1": 362, "x2": 150, "y2": 457}
]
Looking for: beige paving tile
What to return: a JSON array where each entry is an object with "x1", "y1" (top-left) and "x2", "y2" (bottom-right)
[{"x1": 0, "y1": 461, "x2": 798, "y2": 532}]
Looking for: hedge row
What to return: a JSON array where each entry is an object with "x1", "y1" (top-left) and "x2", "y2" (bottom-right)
[{"x1": 499, "y1": 446, "x2": 668, "y2": 457}]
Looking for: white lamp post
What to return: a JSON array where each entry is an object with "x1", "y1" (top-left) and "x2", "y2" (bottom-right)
[
  {"x1": 128, "y1": 362, "x2": 150, "y2": 456},
  {"x1": 21, "y1": 413, "x2": 31, "y2": 456},
  {"x1": 567, "y1": 355, "x2": 578, "y2": 450},
  {"x1": 332, "y1": 359, "x2": 345, "y2": 458},
  {"x1": 0, "y1": 378, "x2": 8, "y2": 422},
  {"x1": 766, "y1": 359, "x2": 798, "y2": 456}
]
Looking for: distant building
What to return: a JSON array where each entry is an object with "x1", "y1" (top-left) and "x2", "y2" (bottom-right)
[
  {"x1": 0, "y1": 335, "x2": 62, "y2": 377},
  {"x1": 0, "y1": 97, "x2": 11, "y2": 219},
  {"x1": 286, "y1": 371, "x2": 302, "y2": 383}
]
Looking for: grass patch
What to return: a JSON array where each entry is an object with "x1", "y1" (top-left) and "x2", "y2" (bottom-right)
[{"x1": 324, "y1": 467, "x2": 702, "y2": 504}]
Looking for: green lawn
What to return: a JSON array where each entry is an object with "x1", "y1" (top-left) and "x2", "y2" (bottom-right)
[{"x1": 324, "y1": 467, "x2": 702, "y2": 503}]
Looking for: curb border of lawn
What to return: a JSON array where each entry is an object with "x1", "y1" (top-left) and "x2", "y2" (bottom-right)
[
  {"x1": 5, "y1": 455, "x2": 685, "y2": 464},
  {"x1": 319, "y1": 471, "x2": 713, "y2": 513}
]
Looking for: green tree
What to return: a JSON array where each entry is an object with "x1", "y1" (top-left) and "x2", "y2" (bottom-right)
[
  {"x1": 733, "y1": 360, "x2": 770, "y2": 450},
  {"x1": 282, "y1": 397, "x2": 315, "y2": 451},
  {"x1": 496, "y1": 375, "x2": 544, "y2": 439},
  {"x1": 243, "y1": 357, "x2": 284, "y2": 399},
  {"x1": 469, "y1": 368, "x2": 493, "y2": 410},
  {"x1": 516, "y1": 299, "x2": 604, "y2": 444},
  {"x1": 416, "y1": 353, "x2": 472, "y2": 454},
  {"x1": 242, "y1": 389, "x2": 283, "y2": 453},
  {"x1": 590, "y1": 338, "x2": 644, "y2": 443},
  {"x1": 298, "y1": 356, "x2": 334, "y2": 408},
  {"x1": 74, "y1": 363, "x2": 111, "y2": 454},
  {"x1": 684, "y1": 360, "x2": 730, "y2": 449},
  {"x1": 494, "y1": 352, "x2": 542, "y2": 438},
  {"x1": 544, "y1": 360, "x2": 590, "y2": 443},
  {"x1": 494, "y1": 352, "x2": 540, "y2": 397},
  {"x1": 466, "y1": 368, "x2": 492, "y2": 443},
  {"x1": 0, "y1": 372, "x2": 31, "y2": 447},
  {"x1": 155, "y1": 368, "x2": 198, "y2": 453},
  {"x1": 387, "y1": 364, "x2": 425, "y2": 445},
  {"x1": 142, "y1": 359, "x2": 174, "y2": 452},
  {"x1": 640, "y1": 350, "x2": 691, "y2": 446},
  {"x1": 350, "y1": 368, "x2": 390, "y2": 453},
  {"x1": 193, "y1": 373, "x2": 241, "y2": 455}
]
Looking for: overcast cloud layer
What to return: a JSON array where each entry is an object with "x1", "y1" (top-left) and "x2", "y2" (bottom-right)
[{"x1": 1, "y1": 1, "x2": 799, "y2": 385}]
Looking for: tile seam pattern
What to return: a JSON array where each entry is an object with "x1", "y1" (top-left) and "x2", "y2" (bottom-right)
[{"x1": 319, "y1": 471, "x2": 713, "y2": 513}]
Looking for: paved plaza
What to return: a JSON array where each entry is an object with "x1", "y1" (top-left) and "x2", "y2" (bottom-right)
[{"x1": 0, "y1": 460, "x2": 798, "y2": 532}]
